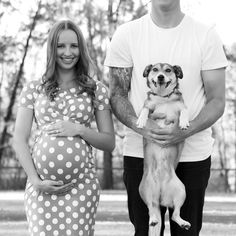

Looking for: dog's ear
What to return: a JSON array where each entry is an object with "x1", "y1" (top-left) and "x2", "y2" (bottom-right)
[
  {"x1": 173, "y1": 65, "x2": 183, "y2": 79},
  {"x1": 143, "y1": 64, "x2": 153, "y2": 78}
]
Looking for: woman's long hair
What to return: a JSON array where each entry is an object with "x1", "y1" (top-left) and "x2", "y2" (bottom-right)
[{"x1": 41, "y1": 19, "x2": 96, "y2": 101}]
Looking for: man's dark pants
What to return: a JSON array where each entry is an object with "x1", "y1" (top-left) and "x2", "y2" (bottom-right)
[{"x1": 123, "y1": 156, "x2": 211, "y2": 236}]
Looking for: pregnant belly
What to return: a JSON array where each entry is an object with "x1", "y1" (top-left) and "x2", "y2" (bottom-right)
[{"x1": 32, "y1": 134, "x2": 93, "y2": 184}]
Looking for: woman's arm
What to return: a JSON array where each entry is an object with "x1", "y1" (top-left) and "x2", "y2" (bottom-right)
[
  {"x1": 13, "y1": 107, "x2": 75, "y2": 194},
  {"x1": 13, "y1": 108, "x2": 41, "y2": 184}
]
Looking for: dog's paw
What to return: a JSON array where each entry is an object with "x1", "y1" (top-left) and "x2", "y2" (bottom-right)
[
  {"x1": 179, "y1": 119, "x2": 189, "y2": 130},
  {"x1": 136, "y1": 117, "x2": 147, "y2": 128},
  {"x1": 179, "y1": 109, "x2": 189, "y2": 130}
]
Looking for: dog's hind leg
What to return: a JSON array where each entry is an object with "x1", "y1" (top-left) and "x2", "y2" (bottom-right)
[
  {"x1": 139, "y1": 171, "x2": 159, "y2": 226},
  {"x1": 171, "y1": 180, "x2": 191, "y2": 230}
]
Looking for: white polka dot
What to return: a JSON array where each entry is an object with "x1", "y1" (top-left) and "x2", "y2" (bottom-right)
[
  {"x1": 65, "y1": 194, "x2": 71, "y2": 200},
  {"x1": 73, "y1": 168, "x2": 79, "y2": 174},
  {"x1": 72, "y1": 200, "x2": 79, "y2": 207},
  {"x1": 32, "y1": 203, "x2": 37, "y2": 209},
  {"x1": 77, "y1": 112, "x2": 82, "y2": 118},
  {"x1": 66, "y1": 162, "x2": 72, "y2": 168},
  {"x1": 59, "y1": 212, "x2": 65, "y2": 218},
  {"x1": 49, "y1": 147, "x2": 55, "y2": 153},
  {"x1": 53, "y1": 230, "x2": 59, "y2": 236},
  {"x1": 79, "y1": 195, "x2": 85, "y2": 201},
  {"x1": 58, "y1": 200, "x2": 64, "y2": 206},
  {"x1": 74, "y1": 155, "x2": 80, "y2": 161},
  {"x1": 66, "y1": 229, "x2": 72, "y2": 235},
  {"x1": 70, "y1": 105, "x2": 76, "y2": 111},
  {"x1": 78, "y1": 184, "x2": 84, "y2": 190},
  {"x1": 45, "y1": 213, "x2": 51, "y2": 219},
  {"x1": 41, "y1": 155, "x2": 47, "y2": 161},
  {"x1": 59, "y1": 224, "x2": 65, "y2": 230},
  {"x1": 80, "y1": 207, "x2": 85, "y2": 213},
  {"x1": 46, "y1": 225, "x2": 52, "y2": 231},
  {"x1": 66, "y1": 148, "x2": 72, "y2": 155},
  {"x1": 51, "y1": 195, "x2": 57, "y2": 200},
  {"x1": 66, "y1": 218, "x2": 72, "y2": 224},
  {"x1": 52, "y1": 206, "x2": 57, "y2": 212},
  {"x1": 87, "y1": 202, "x2": 92, "y2": 207},
  {"x1": 50, "y1": 175, "x2": 56, "y2": 180},
  {"x1": 49, "y1": 161, "x2": 55, "y2": 168},
  {"x1": 79, "y1": 104, "x2": 85, "y2": 110},
  {"x1": 57, "y1": 169, "x2": 63, "y2": 174},
  {"x1": 72, "y1": 224, "x2": 78, "y2": 230},
  {"x1": 72, "y1": 212, "x2": 79, "y2": 218},
  {"x1": 72, "y1": 188, "x2": 78, "y2": 194},
  {"x1": 43, "y1": 168, "x2": 48, "y2": 174},
  {"x1": 66, "y1": 206, "x2": 71, "y2": 212},
  {"x1": 57, "y1": 154, "x2": 64, "y2": 161},
  {"x1": 38, "y1": 196, "x2": 43, "y2": 201},
  {"x1": 87, "y1": 190, "x2": 92, "y2": 196},
  {"x1": 58, "y1": 141, "x2": 64, "y2": 146},
  {"x1": 38, "y1": 207, "x2": 44, "y2": 214},
  {"x1": 52, "y1": 218, "x2": 58, "y2": 224},
  {"x1": 39, "y1": 231, "x2": 45, "y2": 236},
  {"x1": 39, "y1": 220, "x2": 44, "y2": 226},
  {"x1": 65, "y1": 175, "x2": 71, "y2": 180}
]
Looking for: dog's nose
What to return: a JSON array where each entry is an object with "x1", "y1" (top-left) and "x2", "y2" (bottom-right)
[{"x1": 158, "y1": 74, "x2": 164, "y2": 83}]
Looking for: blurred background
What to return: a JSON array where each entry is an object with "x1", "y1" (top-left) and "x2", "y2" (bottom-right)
[{"x1": 0, "y1": 0, "x2": 236, "y2": 193}]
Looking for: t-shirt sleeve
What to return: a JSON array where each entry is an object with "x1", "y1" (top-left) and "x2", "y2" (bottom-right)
[
  {"x1": 18, "y1": 81, "x2": 38, "y2": 109},
  {"x1": 94, "y1": 81, "x2": 111, "y2": 111},
  {"x1": 104, "y1": 23, "x2": 133, "y2": 68},
  {"x1": 201, "y1": 26, "x2": 228, "y2": 70}
]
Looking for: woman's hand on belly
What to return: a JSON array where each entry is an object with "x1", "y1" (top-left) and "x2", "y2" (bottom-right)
[
  {"x1": 44, "y1": 120, "x2": 84, "y2": 137},
  {"x1": 33, "y1": 179, "x2": 75, "y2": 195}
]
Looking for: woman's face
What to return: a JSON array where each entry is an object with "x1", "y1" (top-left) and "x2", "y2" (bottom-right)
[{"x1": 56, "y1": 29, "x2": 80, "y2": 71}]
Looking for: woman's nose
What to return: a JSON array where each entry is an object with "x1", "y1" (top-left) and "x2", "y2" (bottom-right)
[{"x1": 64, "y1": 46, "x2": 72, "y2": 56}]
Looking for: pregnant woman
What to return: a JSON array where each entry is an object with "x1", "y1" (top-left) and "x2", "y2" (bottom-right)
[{"x1": 13, "y1": 19, "x2": 115, "y2": 236}]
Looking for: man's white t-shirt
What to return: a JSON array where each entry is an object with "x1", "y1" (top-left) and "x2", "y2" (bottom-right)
[{"x1": 104, "y1": 14, "x2": 228, "y2": 162}]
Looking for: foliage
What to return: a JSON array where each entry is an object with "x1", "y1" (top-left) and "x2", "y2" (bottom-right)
[{"x1": 0, "y1": 0, "x2": 236, "y2": 191}]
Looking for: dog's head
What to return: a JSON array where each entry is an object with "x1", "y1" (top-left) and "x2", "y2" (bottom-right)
[{"x1": 143, "y1": 63, "x2": 183, "y2": 97}]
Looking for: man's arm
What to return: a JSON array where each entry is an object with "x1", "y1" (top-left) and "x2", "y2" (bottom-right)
[
  {"x1": 109, "y1": 66, "x2": 138, "y2": 130},
  {"x1": 109, "y1": 66, "x2": 172, "y2": 141},
  {"x1": 157, "y1": 67, "x2": 226, "y2": 146},
  {"x1": 188, "y1": 68, "x2": 225, "y2": 135}
]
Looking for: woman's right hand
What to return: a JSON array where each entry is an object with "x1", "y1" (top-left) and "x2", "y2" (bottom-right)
[{"x1": 32, "y1": 179, "x2": 75, "y2": 195}]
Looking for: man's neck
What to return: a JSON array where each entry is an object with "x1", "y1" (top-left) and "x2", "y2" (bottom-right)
[{"x1": 150, "y1": 7, "x2": 184, "y2": 29}]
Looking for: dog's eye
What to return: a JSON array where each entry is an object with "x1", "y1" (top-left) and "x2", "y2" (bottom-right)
[
  {"x1": 153, "y1": 68, "x2": 158, "y2": 72},
  {"x1": 165, "y1": 69, "x2": 171, "y2": 73}
]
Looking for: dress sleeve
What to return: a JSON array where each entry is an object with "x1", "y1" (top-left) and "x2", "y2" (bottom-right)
[
  {"x1": 18, "y1": 81, "x2": 39, "y2": 109},
  {"x1": 93, "y1": 81, "x2": 111, "y2": 111}
]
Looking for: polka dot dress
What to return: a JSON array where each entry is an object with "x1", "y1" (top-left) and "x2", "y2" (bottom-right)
[{"x1": 18, "y1": 80, "x2": 110, "y2": 236}]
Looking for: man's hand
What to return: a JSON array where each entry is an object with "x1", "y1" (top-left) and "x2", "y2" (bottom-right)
[{"x1": 143, "y1": 118, "x2": 190, "y2": 147}]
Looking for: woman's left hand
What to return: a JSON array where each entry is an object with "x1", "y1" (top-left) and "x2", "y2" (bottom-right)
[{"x1": 44, "y1": 121, "x2": 84, "y2": 137}]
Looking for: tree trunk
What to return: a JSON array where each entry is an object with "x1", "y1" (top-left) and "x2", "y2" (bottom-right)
[
  {"x1": 0, "y1": 0, "x2": 42, "y2": 162},
  {"x1": 102, "y1": 151, "x2": 113, "y2": 189}
]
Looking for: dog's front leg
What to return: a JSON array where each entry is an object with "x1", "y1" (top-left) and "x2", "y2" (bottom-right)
[
  {"x1": 179, "y1": 107, "x2": 189, "y2": 130},
  {"x1": 137, "y1": 107, "x2": 149, "y2": 128}
]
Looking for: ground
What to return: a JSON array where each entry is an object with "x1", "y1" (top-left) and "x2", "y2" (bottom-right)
[{"x1": 0, "y1": 190, "x2": 236, "y2": 235}]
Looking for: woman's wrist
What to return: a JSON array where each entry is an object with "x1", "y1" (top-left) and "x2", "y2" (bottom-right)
[{"x1": 75, "y1": 123, "x2": 86, "y2": 137}]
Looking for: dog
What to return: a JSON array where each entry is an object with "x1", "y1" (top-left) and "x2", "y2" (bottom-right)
[{"x1": 136, "y1": 63, "x2": 191, "y2": 235}]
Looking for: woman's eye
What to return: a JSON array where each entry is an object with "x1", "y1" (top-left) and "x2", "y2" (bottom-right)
[
  {"x1": 57, "y1": 44, "x2": 64, "y2": 48},
  {"x1": 71, "y1": 44, "x2": 78, "y2": 48}
]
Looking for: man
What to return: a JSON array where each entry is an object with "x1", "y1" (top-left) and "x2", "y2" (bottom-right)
[{"x1": 104, "y1": 0, "x2": 228, "y2": 235}]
